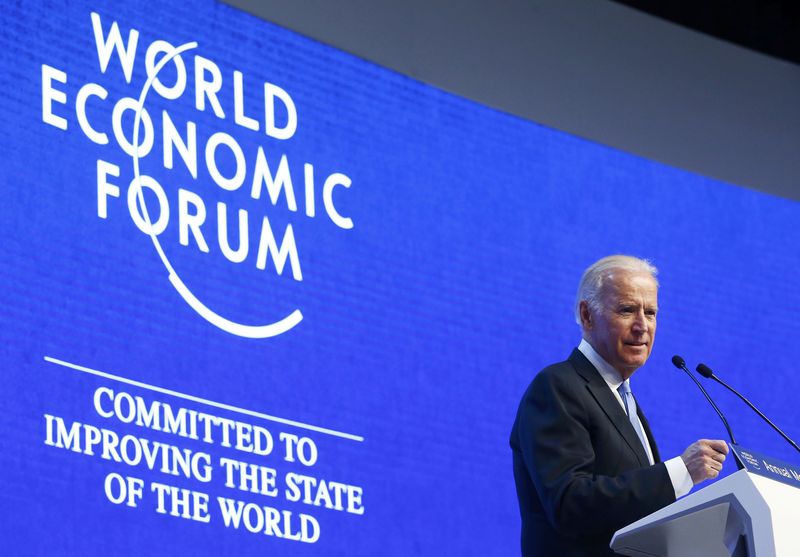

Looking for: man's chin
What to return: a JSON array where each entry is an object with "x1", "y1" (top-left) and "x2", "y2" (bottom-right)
[
  {"x1": 626, "y1": 356, "x2": 649, "y2": 369},
  {"x1": 618, "y1": 354, "x2": 649, "y2": 375}
]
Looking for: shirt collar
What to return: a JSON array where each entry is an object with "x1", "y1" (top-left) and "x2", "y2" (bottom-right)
[{"x1": 578, "y1": 338, "x2": 626, "y2": 391}]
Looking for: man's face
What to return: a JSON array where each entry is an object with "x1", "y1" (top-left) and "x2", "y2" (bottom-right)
[{"x1": 581, "y1": 270, "x2": 658, "y2": 379}]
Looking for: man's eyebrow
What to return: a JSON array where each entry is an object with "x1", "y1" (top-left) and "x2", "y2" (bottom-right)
[{"x1": 615, "y1": 301, "x2": 659, "y2": 309}]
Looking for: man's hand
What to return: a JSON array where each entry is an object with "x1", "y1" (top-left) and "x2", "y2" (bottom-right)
[{"x1": 681, "y1": 439, "x2": 728, "y2": 485}]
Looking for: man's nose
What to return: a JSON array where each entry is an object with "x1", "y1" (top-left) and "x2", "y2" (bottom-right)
[{"x1": 632, "y1": 310, "x2": 648, "y2": 333}]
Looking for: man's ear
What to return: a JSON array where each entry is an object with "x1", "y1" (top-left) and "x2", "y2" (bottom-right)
[{"x1": 579, "y1": 300, "x2": 592, "y2": 329}]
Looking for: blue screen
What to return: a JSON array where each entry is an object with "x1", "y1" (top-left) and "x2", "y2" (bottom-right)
[{"x1": 1, "y1": 1, "x2": 798, "y2": 555}]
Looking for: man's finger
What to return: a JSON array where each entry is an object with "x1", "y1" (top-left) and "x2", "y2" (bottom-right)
[{"x1": 706, "y1": 439, "x2": 729, "y2": 454}]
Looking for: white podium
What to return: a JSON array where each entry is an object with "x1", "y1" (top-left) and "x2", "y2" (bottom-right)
[{"x1": 611, "y1": 470, "x2": 800, "y2": 556}]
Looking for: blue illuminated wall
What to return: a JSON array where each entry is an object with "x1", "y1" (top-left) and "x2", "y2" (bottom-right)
[{"x1": 1, "y1": 1, "x2": 798, "y2": 555}]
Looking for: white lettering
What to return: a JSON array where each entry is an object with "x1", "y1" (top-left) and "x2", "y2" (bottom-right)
[
  {"x1": 264, "y1": 82, "x2": 297, "y2": 140},
  {"x1": 145, "y1": 40, "x2": 187, "y2": 100},
  {"x1": 76, "y1": 83, "x2": 109, "y2": 144},
  {"x1": 90, "y1": 12, "x2": 139, "y2": 84},
  {"x1": 41, "y1": 65, "x2": 68, "y2": 130}
]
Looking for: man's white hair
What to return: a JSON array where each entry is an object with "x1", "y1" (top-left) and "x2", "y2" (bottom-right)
[{"x1": 574, "y1": 255, "x2": 658, "y2": 325}]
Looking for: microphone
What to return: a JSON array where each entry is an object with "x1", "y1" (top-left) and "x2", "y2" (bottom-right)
[
  {"x1": 696, "y1": 363, "x2": 800, "y2": 454},
  {"x1": 671, "y1": 355, "x2": 737, "y2": 445}
]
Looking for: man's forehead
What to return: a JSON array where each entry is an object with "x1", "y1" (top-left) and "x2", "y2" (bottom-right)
[{"x1": 602, "y1": 271, "x2": 659, "y2": 297}]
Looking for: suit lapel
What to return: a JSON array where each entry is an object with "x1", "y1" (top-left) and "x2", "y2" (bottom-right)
[{"x1": 568, "y1": 349, "x2": 650, "y2": 467}]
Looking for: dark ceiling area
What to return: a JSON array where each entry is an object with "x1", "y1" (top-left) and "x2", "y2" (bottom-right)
[{"x1": 614, "y1": 0, "x2": 800, "y2": 65}]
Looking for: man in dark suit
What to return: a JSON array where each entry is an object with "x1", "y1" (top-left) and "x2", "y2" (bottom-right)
[{"x1": 510, "y1": 255, "x2": 728, "y2": 556}]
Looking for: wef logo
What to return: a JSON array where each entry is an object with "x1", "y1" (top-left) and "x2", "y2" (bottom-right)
[{"x1": 40, "y1": 13, "x2": 355, "y2": 338}]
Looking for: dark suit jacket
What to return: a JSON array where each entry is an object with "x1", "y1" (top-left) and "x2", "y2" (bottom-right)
[{"x1": 510, "y1": 349, "x2": 675, "y2": 556}]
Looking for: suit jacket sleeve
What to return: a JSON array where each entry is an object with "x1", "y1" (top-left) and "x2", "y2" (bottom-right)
[{"x1": 515, "y1": 363, "x2": 676, "y2": 538}]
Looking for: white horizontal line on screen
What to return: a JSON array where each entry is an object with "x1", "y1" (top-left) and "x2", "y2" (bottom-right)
[{"x1": 43, "y1": 356, "x2": 364, "y2": 442}]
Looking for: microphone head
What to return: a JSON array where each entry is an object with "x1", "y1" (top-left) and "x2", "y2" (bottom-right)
[
  {"x1": 696, "y1": 363, "x2": 714, "y2": 378},
  {"x1": 671, "y1": 355, "x2": 686, "y2": 369}
]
